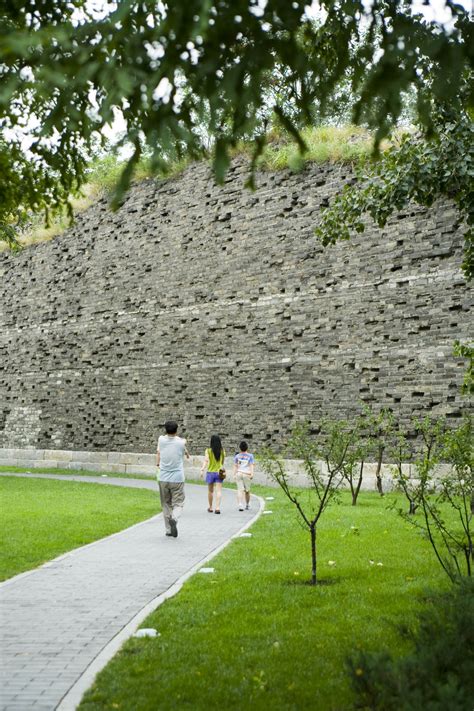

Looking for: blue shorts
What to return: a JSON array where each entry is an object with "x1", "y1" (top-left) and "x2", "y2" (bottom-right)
[{"x1": 206, "y1": 472, "x2": 222, "y2": 485}]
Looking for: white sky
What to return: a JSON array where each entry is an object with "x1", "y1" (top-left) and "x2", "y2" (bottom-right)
[
  {"x1": 6, "y1": 0, "x2": 473, "y2": 152},
  {"x1": 304, "y1": 0, "x2": 472, "y2": 26},
  {"x1": 102, "y1": 0, "x2": 473, "y2": 147},
  {"x1": 87, "y1": 0, "x2": 473, "y2": 21}
]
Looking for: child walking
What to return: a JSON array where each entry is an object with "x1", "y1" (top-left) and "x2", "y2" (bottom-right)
[{"x1": 233, "y1": 440, "x2": 255, "y2": 511}]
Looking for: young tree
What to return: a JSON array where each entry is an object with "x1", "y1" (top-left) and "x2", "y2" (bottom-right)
[
  {"x1": 339, "y1": 430, "x2": 364, "y2": 507},
  {"x1": 426, "y1": 417, "x2": 473, "y2": 580},
  {"x1": 259, "y1": 421, "x2": 347, "y2": 585},
  {"x1": 391, "y1": 418, "x2": 444, "y2": 516},
  {"x1": 446, "y1": 415, "x2": 474, "y2": 518},
  {"x1": 362, "y1": 406, "x2": 395, "y2": 496},
  {"x1": 336, "y1": 415, "x2": 372, "y2": 506},
  {"x1": 392, "y1": 416, "x2": 473, "y2": 582},
  {"x1": 390, "y1": 428, "x2": 418, "y2": 515}
]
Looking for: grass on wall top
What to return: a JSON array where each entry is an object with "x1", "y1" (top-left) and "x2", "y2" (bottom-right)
[{"x1": 4, "y1": 125, "x2": 377, "y2": 252}]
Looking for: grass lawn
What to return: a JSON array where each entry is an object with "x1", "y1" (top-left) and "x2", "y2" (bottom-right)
[
  {"x1": 0, "y1": 476, "x2": 160, "y2": 581},
  {"x1": 79, "y1": 487, "x2": 448, "y2": 711},
  {"x1": 0, "y1": 466, "x2": 222, "y2": 485},
  {"x1": 0, "y1": 465, "x2": 153, "y2": 480}
]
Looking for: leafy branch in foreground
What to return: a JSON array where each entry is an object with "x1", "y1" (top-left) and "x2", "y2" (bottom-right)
[
  {"x1": 316, "y1": 106, "x2": 474, "y2": 279},
  {"x1": 1, "y1": 1, "x2": 472, "y2": 246},
  {"x1": 454, "y1": 340, "x2": 474, "y2": 396},
  {"x1": 0, "y1": 135, "x2": 79, "y2": 251}
]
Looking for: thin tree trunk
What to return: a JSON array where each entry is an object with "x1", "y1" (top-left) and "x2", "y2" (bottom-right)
[
  {"x1": 352, "y1": 477, "x2": 362, "y2": 505},
  {"x1": 352, "y1": 461, "x2": 364, "y2": 505},
  {"x1": 349, "y1": 481, "x2": 356, "y2": 506},
  {"x1": 465, "y1": 546, "x2": 472, "y2": 576},
  {"x1": 310, "y1": 524, "x2": 317, "y2": 585},
  {"x1": 375, "y1": 445, "x2": 384, "y2": 496}
]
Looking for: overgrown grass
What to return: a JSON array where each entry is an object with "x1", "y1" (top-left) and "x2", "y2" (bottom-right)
[
  {"x1": 258, "y1": 124, "x2": 375, "y2": 172},
  {"x1": 86, "y1": 153, "x2": 191, "y2": 193},
  {"x1": 4, "y1": 125, "x2": 379, "y2": 251},
  {"x1": 0, "y1": 476, "x2": 160, "y2": 581},
  {"x1": 79, "y1": 488, "x2": 448, "y2": 711}
]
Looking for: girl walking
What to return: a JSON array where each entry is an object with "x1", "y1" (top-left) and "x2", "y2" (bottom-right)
[{"x1": 200, "y1": 434, "x2": 226, "y2": 514}]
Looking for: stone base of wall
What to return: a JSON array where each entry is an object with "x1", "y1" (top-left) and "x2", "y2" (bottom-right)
[
  {"x1": 0, "y1": 447, "x2": 445, "y2": 492},
  {"x1": 0, "y1": 447, "x2": 162, "y2": 478}
]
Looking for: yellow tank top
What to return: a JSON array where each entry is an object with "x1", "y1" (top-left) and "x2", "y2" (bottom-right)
[{"x1": 207, "y1": 447, "x2": 225, "y2": 472}]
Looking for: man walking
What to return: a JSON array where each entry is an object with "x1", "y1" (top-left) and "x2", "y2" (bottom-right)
[{"x1": 156, "y1": 420, "x2": 190, "y2": 537}]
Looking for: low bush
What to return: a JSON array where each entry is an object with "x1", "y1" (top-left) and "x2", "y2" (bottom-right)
[{"x1": 350, "y1": 578, "x2": 474, "y2": 711}]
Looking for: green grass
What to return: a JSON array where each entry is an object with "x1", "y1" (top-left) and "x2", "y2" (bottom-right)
[
  {"x1": 86, "y1": 153, "x2": 191, "y2": 192},
  {"x1": 0, "y1": 476, "x2": 160, "y2": 581},
  {"x1": 0, "y1": 466, "x2": 223, "y2": 488},
  {"x1": 258, "y1": 124, "x2": 376, "y2": 172},
  {"x1": 0, "y1": 465, "x2": 154, "y2": 479},
  {"x1": 0, "y1": 466, "x2": 236, "y2": 488},
  {"x1": 79, "y1": 488, "x2": 448, "y2": 711}
]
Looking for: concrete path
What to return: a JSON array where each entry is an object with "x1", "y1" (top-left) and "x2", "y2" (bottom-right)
[{"x1": 0, "y1": 474, "x2": 263, "y2": 710}]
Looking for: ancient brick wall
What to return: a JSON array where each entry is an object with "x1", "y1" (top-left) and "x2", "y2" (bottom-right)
[{"x1": 0, "y1": 158, "x2": 472, "y2": 454}]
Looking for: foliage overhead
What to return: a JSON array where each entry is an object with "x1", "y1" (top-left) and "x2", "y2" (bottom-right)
[{"x1": 0, "y1": 0, "x2": 472, "y2": 248}]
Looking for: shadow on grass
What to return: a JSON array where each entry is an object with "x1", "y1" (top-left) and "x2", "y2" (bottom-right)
[{"x1": 285, "y1": 577, "x2": 339, "y2": 587}]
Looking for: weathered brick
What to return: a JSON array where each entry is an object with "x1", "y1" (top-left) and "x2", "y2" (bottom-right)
[{"x1": 0, "y1": 158, "x2": 472, "y2": 456}]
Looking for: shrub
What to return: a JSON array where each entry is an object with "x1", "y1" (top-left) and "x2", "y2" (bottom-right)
[{"x1": 349, "y1": 578, "x2": 474, "y2": 710}]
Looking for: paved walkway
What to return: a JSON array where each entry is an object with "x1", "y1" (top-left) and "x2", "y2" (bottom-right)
[{"x1": 0, "y1": 474, "x2": 263, "y2": 711}]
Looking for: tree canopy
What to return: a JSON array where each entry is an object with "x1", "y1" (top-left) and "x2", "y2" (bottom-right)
[{"x1": 0, "y1": 1, "x2": 472, "y2": 250}]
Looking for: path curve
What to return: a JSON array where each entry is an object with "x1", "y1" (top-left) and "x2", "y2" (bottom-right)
[{"x1": 0, "y1": 473, "x2": 264, "y2": 710}]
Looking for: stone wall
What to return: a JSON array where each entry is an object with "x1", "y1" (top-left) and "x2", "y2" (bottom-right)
[{"x1": 0, "y1": 158, "x2": 472, "y2": 454}]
